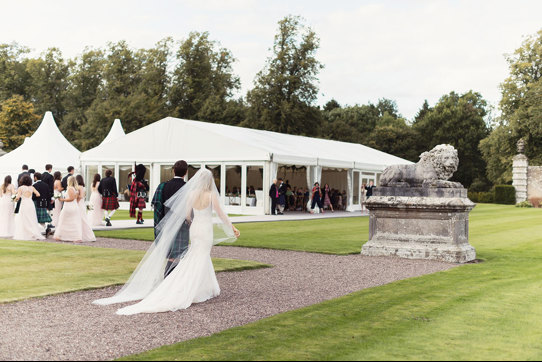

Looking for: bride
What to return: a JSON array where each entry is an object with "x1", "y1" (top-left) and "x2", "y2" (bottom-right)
[{"x1": 93, "y1": 168, "x2": 240, "y2": 315}]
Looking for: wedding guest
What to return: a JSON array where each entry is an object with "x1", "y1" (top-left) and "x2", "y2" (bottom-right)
[
  {"x1": 365, "y1": 180, "x2": 375, "y2": 199},
  {"x1": 0, "y1": 176, "x2": 15, "y2": 238},
  {"x1": 151, "y1": 181, "x2": 167, "y2": 238},
  {"x1": 54, "y1": 176, "x2": 83, "y2": 243},
  {"x1": 269, "y1": 179, "x2": 278, "y2": 215},
  {"x1": 13, "y1": 175, "x2": 45, "y2": 241},
  {"x1": 88, "y1": 174, "x2": 104, "y2": 227},
  {"x1": 76, "y1": 175, "x2": 96, "y2": 242},
  {"x1": 52, "y1": 172, "x2": 63, "y2": 227},
  {"x1": 310, "y1": 182, "x2": 323, "y2": 214},
  {"x1": 98, "y1": 169, "x2": 119, "y2": 227},
  {"x1": 322, "y1": 183, "x2": 334, "y2": 212},
  {"x1": 277, "y1": 178, "x2": 287, "y2": 215},
  {"x1": 17, "y1": 165, "x2": 30, "y2": 186},
  {"x1": 61, "y1": 166, "x2": 75, "y2": 191},
  {"x1": 42, "y1": 164, "x2": 55, "y2": 226},
  {"x1": 129, "y1": 164, "x2": 150, "y2": 225},
  {"x1": 32, "y1": 173, "x2": 52, "y2": 236},
  {"x1": 361, "y1": 183, "x2": 368, "y2": 213}
]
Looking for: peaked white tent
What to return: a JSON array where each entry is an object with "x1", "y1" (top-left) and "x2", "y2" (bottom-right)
[
  {"x1": 81, "y1": 117, "x2": 412, "y2": 215},
  {"x1": 99, "y1": 119, "x2": 126, "y2": 146},
  {"x1": 0, "y1": 112, "x2": 81, "y2": 184}
]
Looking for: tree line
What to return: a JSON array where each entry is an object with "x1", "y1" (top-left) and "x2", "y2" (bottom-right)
[{"x1": 0, "y1": 16, "x2": 540, "y2": 190}]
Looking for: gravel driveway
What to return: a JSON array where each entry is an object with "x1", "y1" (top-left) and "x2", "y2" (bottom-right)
[{"x1": 0, "y1": 239, "x2": 456, "y2": 360}]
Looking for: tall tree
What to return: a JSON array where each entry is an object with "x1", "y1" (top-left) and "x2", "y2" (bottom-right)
[
  {"x1": 63, "y1": 48, "x2": 105, "y2": 146},
  {"x1": 25, "y1": 48, "x2": 69, "y2": 124},
  {"x1": 0, "y1": 95, "x2": 40, "y2": 150},
  {"x1": 243, "y1": 15, "x2": 323, "y2": 136},
  {"x1": 169, "y1": 32, "x2": 241, "y2": 124},
  {"x1": 0, "y1": 43, "x2": 31, "y2": 103},
  {"x1": 414, "y1": 90, "x2": 490, "y2": 188}
]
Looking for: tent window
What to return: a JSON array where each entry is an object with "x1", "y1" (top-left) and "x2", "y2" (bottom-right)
[
  {"x1": 160, "y1": 165, "x2": 174, "y2": 183},
  {"x1": 225, "y1": 165, "x2": 242, "y2": 198},
  {"x1": 205, "y1": 165, "x2": 221, "y2": 192}
]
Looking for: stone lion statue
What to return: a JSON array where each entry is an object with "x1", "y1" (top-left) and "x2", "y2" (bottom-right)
[{"x1": 380, "y1": 144, "x2": 462, "y2": 188}]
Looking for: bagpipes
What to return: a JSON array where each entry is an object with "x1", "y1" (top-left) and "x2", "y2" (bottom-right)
[{"x1": 126, "y1": 162, "x2": 149, "y2": 201}]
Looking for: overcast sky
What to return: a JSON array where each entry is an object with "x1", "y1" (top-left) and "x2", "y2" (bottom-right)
[{"x1": 1, "y1": 0, "x2": 541, "y2": 120}]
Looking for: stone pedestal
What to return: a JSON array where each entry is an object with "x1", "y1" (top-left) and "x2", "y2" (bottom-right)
[
  {"x1": 361, "y1": 187, "x2": 476, "y2": 263},
  {"x1": 513, "y1": 154, "x2": 528, "y2": 203}
]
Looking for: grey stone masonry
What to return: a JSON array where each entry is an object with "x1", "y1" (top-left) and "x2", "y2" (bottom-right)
[
  {"x1": 513, "y1": 154, "x2": 528, "y2": 203},
  {"x1": 361, "y1": 186, "x2": 476, "y2": 263}
]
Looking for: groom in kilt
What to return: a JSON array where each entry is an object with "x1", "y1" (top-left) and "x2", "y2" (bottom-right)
[
  {"x1": 33, "y1": 173, "x2": 52, "y2": 236},
  {"x1": 98, "y1": 169, "x2": 119, "y2": 227}
]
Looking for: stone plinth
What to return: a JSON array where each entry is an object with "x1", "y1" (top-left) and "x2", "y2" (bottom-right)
[
  {"x1": 361, "y1": 187, "x2": 476, "y2": 263},
  {"x1": 513, "y1": 154, "x2": 528, "y2": 203}
]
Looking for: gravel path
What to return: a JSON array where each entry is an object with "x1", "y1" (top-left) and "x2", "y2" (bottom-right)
[{"x1": 0, "y1": 239, "x2": 457, "y2": 361}]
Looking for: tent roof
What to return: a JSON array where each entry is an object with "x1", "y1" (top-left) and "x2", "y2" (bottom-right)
[
  {"x1": 81, "y1": 117, "x2": 412, "y2": 171},
  {"x1": 0, "y1": 112, "x2": 81, "y2": 177},
  {"x1": 99, "y1": 119, "x2": 126, "y2": 146}
]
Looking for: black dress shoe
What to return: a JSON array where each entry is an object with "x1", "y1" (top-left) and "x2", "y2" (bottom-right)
[{"x1": 106, "y1": 218, "x2": 112, "y2": 227}]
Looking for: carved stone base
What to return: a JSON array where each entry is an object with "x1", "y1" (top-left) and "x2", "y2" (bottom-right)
[{"x1": 361, "y1": 187, "x2": 476, "y2": 264}]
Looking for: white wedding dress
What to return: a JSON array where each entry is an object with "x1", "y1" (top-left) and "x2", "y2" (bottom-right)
[
  {"x1": 93, "y1": 168, "x2": 236, "y2": 315},
  {"x1": 117, "y1": 201, "x2": 218, "y2": 315}
]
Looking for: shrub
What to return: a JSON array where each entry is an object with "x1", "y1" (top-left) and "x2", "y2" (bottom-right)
[
  {"x1": 468, "y1": 191, "x2": 494, "y2": 203},
  {"x1": 528, "y1": 196, "x2": 542, "y2": 208},
  {"x1": 516, "y1": 200, "x2": 534, "y2": 208},
  {"x1": 494, "y1": 185, "x2": 516, "y2": 205},
  {"x1": 479, "y1": 191, "x2": 495, "y2": 203}
]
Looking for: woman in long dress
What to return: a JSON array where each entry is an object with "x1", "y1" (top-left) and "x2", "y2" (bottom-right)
[
  {"x1": 88, "y1": 174, "x2": 103, "y2": 226},
  {"x1": 322, "y1": 183, "x2": 334, "y2": 213},
  {"x1": 0, "y1": 176, "x2": 16, "y2": 238},
  {"x1": 54, "y1": 176, "x2": 82, "y2": 243},
  {"x1": 76, "y1": 175, "x2": 96, "y2": 242},
  {"x1": 51, "y1": 171, "x2": 63, "y2": 227},
  {"x1": 13, "y1": 175, "x2": 45, "y2": 241},
  {"x1": 310, "y1": 182, "x2": 323, "y2": 214},
  {"x1": 93, "y1": 168, "x2": 240, "y2": 315}
]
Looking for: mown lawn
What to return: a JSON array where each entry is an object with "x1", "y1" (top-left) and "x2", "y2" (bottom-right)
[
  {"x1": 96, "y1": 217, "x2": 367, "y2": 255},
  {"x1": 122, "y1": 204, "x2": 542, "y2": 361},
  {"x1": 0, "y1": 240, "x2": 270, "y2": 303}
]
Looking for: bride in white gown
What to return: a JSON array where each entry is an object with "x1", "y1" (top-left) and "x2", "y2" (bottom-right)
[{"x1": 93, "y1": 168, "x2": 240, "y2": 315}]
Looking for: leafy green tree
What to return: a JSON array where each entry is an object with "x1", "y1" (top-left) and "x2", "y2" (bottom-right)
[
  {"x1": 25, "y1": 48, "x2": 69, "y2": 123},
  {"x1": 170, "y1": 32, "x2": 241, "y2": 124},
  {"x1": 63, "y1": 48, "x2": 105, "y2": 145},
  {"x1": 0, "y1": 95, "x2": 40, "y2": 150},
  {"x1": 243, "y1": 15, "x2": 323, "y2": 136},
  {"x1": 323, "y1": 99, "x2": 340, "y2": 112},
  {"x1": 414, "y1": 91, "x2": 490, "y2": 187},
  {"x1": 0, "y1": 43, "x2": 31, "y2": 103},
  {"x1": 480, "y1": 29, "x2": 542, "y2": 184}
]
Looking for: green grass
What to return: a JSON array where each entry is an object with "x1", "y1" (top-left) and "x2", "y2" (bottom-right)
[
  {"x1": 121, "y1": 204, "x2": 542, "y2": 361},
  {"x1": 96, "y1": 217, "x2": 367, "y2": 255},
  {"x1": 109, "y1": 210, "x2": 154, "y2": 221},
  {"x1": 0, "y1": 240, "x2": 270, "y2": 303}
]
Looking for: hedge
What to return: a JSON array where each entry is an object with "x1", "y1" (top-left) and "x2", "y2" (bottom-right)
[{"x1": 494, "y1": 185, "x2": 516, "y2": 205}]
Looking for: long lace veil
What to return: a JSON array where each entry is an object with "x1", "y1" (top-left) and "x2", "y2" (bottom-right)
[{"x1": 93, "y1": 168, "x2": 236, "y2": 306}]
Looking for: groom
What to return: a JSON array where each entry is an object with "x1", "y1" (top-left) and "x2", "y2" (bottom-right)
[{"x1": 162, "y1": 160, "x2": 190, "y2": 277}]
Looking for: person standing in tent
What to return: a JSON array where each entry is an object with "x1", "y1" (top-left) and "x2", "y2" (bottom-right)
[
  {"x1": 17, "y1": 165, "x2": 30, "y2": 187},
  {"x1": 269, "y1": 178, "x2": 279, "y2": 215},
  {"x1": 32, "y1": 173, "x2": 52, "y2": 237},
  {"x1": 98, "y1": 169, "x2": 119, "y2": 227},
  {"x1": 129, "y1": 164, "x2": 150, "y2": 225}
]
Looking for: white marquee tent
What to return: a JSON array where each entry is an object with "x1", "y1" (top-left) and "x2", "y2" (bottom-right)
[
  {"x1": 99, "y1": 119, "x2": 125, "y2": 146},
  {"x1": 81, "y1": 117, "x2": 412, "y2": 215},
  {"x1": 0, "y1": 112, "x2": 81, "y2": 184}
]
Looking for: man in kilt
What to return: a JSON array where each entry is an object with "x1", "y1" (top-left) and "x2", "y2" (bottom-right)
[
  {"x1": 129, "y1": 164, "x2": 150, "y2": 225},
  {"x1": 151, "y1": 181, "x2": 167, "y2": 238},
  {"x1": 98, "y1": 169, "x2": 119, "y2": 227},
  {"x1": 32, "y1": 172, "x2": 52, "y2": 236}
]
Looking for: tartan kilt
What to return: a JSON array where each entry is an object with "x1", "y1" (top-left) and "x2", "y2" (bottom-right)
[
  {"x1": 102, "y1": 196, "x2": 120, "y2": 211},
  {"x1": 36, "y1": 207, "x2": 52, "y2": 224},
  {"x1": 136, "y1": 197, "x2": 146, "y2": 209}
]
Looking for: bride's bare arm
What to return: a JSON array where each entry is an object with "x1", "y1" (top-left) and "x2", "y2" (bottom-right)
[{"x1": 212, "y1": 192, "x2": 240, "y2": 237}]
